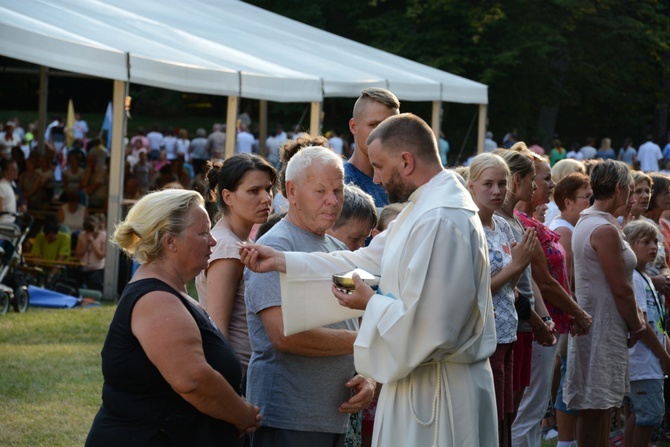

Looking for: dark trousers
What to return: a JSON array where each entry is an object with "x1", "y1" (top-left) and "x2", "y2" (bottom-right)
[{"x1": 251, "y1": 427, "x2": 345, "y2": 447}]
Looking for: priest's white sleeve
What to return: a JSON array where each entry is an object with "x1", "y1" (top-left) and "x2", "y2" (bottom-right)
[{"x1": 280, "y1": 229, "x2": 388, "y2": 335}]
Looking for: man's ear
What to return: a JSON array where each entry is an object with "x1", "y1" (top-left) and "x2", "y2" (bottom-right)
[
  {"x1": 348, "y1": 118, "x2": 357, "y2": 137},
  {"x1": 400, "y1": 152, "x2": 415, "y2": 175},
  {"x1": 285, "y1": 180, "x2": 296, "y2": 202}
]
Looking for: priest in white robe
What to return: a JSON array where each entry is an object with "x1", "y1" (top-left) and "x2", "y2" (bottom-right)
[{"x1": 241, "y1": 113, "x2": 498, "y2": 447}]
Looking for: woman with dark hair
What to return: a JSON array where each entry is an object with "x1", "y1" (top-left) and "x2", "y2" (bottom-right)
[
  {"x1": 195, "y1": 153, "x2": 276, "y2": 373},
  {"x1": 500, "y1": 146, "x2": 591, "y2": 447},
  {"x1": 494, "y1": 149, "x2": 550, "y2": 422},
  {"x1": 564, "y1": 160, "x2": 645, "y2": 447}
]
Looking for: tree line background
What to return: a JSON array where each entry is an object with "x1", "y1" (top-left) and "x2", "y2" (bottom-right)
[{"x1": 246, "y1": 0, "x2": 670, "y2": 156}]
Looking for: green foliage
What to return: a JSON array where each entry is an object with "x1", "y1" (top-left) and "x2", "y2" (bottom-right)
[{"x1": 245, "y1": 0, "x2": 670, "y2": 152}]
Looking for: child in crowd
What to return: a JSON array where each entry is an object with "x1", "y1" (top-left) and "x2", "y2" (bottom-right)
[{"x1": 623, "y1": 219, "x2": 670, "y2": 447}]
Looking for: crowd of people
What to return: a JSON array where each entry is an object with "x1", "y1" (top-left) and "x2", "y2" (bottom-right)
[
  {"x1": 8, "y1": 88, "x2": 669, "y2": 447},
  {"x1": 0, "y1": 114, "x2": 334, "y2": 293},
  {"x1": 460, "y1": 147, "x2": 670, "y2": 447},
  {"x1": 0, "y1": 115, "x2": 110, "y2": 291},
  {"x1": 484, "y1": 129, "x2": 670, "y2": 178}
]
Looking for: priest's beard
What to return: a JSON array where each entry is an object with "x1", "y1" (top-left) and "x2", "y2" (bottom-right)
[{"x1": 385, "y1": 167, "x2": 415, "y2": 203}]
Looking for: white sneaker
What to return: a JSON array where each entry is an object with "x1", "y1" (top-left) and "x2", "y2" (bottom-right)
[{"x1": 543, "y1": 428, "x2": 559, "y2": 440}]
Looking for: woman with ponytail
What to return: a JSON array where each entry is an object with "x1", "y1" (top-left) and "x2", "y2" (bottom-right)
[
  {"x1": 86, "y1": 189, "x2": 262, "y2": 446},
  {"x1": 195, "y1": 153, "x2": 276, "y2": 374},
  {"x1": 496, "y1": 145, "x2": 591, "y2": 447}
]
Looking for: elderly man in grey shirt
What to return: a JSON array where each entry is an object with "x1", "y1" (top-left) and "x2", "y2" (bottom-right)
[{"x1": 245, "y1": 146, "x2": 374, "y2": 447}]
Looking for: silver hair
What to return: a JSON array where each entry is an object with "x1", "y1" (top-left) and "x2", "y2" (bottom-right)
[{"x1": 285, "y1": 146, "x2": 343, "y2": 184}]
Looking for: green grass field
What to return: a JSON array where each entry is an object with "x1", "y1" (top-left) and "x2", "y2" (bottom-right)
[
  {"x1": 0, "y1": 305, "x2": 114, "y2": 446},
  {"x1": 2, "y1": 303, "x2": 670, "y2": 447}
]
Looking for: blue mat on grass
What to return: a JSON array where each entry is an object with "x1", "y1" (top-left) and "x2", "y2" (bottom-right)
[{"x1": 28, "y1": 285, "x2": 79, "y2": 309}]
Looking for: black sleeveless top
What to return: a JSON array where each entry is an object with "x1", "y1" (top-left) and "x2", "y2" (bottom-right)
[{"x1": 86, "y1": 278, "x2": 243, "y2": 446}]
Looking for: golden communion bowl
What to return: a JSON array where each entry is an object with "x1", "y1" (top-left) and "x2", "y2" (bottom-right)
[{"x1": 332, "y1": 268, "x2": 380, "y2": 291}]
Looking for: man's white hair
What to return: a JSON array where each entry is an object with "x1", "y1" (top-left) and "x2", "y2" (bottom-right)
[{"x1": 285, "y1": 146, "x2": 343, "y2": 184}]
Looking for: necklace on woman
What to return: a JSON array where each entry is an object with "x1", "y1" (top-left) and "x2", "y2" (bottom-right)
[
  {"x1": 498, "y1": 206, "x2": 515, "y2": 220},
  {"x1": 497, "y1": 206, "x2": 525, "y2": 234}
]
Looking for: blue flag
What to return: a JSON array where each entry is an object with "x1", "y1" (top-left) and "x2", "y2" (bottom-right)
[{"x1": 100, "y1": 101, "x2": 112, "y2": 149}]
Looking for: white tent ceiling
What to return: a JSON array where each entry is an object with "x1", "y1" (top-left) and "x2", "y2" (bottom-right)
[{"x1": 0, "y1": 0, "x2": 487, "y2": 104}]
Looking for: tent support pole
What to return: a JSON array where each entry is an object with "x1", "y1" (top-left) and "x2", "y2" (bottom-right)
[
  {"x1": 259, "y1": 100, "x2": 267, "y2": 157},
  {"x1": 477, "y1": 104, "x2": 487, "y2": 154},
  {"x1": 37, "y1": 66, "x2": 48, "y2": 155},
  {"x1": 431, "y1": 101, "x2": 441, "y2": 138},
  {"x1": 225, "y1": 96, "x2": 238, "y2": 159},
  {"x1": 103, "y1": 79, "x2": 128, "y2": 301},
  {"x1": 309, "y1": 101, "x2": 321, "y2": 136}
]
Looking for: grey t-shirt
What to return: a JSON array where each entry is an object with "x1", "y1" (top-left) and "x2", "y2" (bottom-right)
[
  {"x1": 245, "y1": 218, "x2": 358, "y2": 433},
  {"x1": 495, "y1": 211, "x2": 535, "y2": 332}
]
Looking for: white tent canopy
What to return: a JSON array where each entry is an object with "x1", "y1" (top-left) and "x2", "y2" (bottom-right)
[
  {"x1": 0, "y1": 0, "x2": 487, "y2": 104},
  {"x1": 0, "y1": 0, "x2": 488, "y2": 299},
  {"x1": 0, "y1": 0, "x2": 324, "y2": 102}
]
